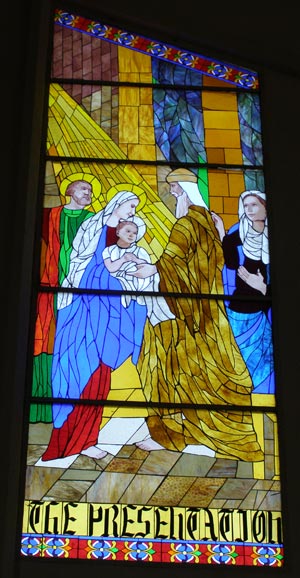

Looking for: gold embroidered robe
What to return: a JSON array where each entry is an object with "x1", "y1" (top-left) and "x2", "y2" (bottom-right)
[{"x1": 137, "y1": 206, "x2": 264, "y2": 461}]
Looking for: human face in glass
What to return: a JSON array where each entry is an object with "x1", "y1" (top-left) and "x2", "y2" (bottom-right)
[
  {"x1": 243, "y1": 195, "x2": 266, "y2": 223},
  {"x1": 169, "y1": 182, "x2": 184, "y2": 198},
  {"x1": 114, "y1": 198, "x2": 139, "y2": 219},
  {"x1": 71, "y1": 182, "x2": 92, "y2": 206},
  {"x1": 117, "y1": 222, "x2": 138, "y2": 245}
]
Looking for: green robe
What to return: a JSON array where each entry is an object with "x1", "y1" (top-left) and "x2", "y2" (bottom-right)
[{"x1": 30, "y1": 206, "x2": 93, "y2": 422}]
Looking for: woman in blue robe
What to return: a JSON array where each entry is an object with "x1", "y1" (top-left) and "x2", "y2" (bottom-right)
[
  {"x1": 212, "y1": 190, "x2": 275, "y2": 394},
  {"x1": 42, "y1": 191, "x2": 147, "y2": 461}
]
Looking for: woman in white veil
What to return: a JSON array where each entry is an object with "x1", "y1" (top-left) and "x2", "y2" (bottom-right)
[
  {"x1": 212, "y1": 190, "x2": 274, "y2": 394},
  {"x1": 42, "y1": 189, "x2": 148, "y2": 462},
  {"x1": 58, "y1": 190, "x2": 141, "y2": 307}
]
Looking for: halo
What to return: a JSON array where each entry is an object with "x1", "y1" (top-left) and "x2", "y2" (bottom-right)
[
  {"x1": 59, "y1": 173, "x2": 102, "y2": 199},
  {"x1": 106, "y1": 183, "x2": 146, "y2": 211}
]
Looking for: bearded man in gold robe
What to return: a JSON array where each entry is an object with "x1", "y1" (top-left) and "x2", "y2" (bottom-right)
[{"x1": 130, "y1": 168, "x2": 263, "y2": 462}]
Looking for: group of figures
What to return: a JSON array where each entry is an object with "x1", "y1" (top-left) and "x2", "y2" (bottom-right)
[{"x1": 33, "y1": 168, "x2": 274, "y2": 464}]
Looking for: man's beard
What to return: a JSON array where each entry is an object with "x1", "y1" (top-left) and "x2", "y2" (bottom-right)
[{"x1": 175, "y1": 193, "x2": 190, "y2": 218}]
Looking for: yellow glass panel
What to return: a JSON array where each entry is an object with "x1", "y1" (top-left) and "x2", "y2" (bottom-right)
[
  {"x1": 119, "y1": 107, "x2": 139, "y2": 143},
  {"x1": 118, "y1": 45, "x2": 152, "y2": 73},
  {"x1": 119, "y1": 87, "x2": 140, "y2": 106},
  {"x1": 203, "y1": 110, "x2": 239, "y2": 129},
  {"x1": 202, "y1": 91, "x2": 237, "y2": 110},
  {"x1": 205, "y1": 128, "x2": 241, "y2": 148},
  {"x1": 225, "y1": 148, "x2": 243, "y2": 164}
]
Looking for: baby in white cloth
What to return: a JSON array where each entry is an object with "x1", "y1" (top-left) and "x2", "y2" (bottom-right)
[
  {"x1": 102, "y1": 217, "x2": 175, "y2": 326},
  {"x1": 102, "y1": 218, "x2": 151, "y2": 292}
]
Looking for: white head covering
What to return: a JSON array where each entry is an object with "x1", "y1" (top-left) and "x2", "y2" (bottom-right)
[
  {"x1": 166, "y1": 168, "x2": 208, "y2": 210},
  {"x1": 238, "y1": 190, "x2": 269, "y2": 264},
  {"x1": 62, "y1": 190, "x2": 139, "y2": 290},
  {"x1": 178, "y1": 181, "x2": 208, "y2": 210},
  {"x1": 102, "y1": 191, "x2": 139, "y2": 225}
]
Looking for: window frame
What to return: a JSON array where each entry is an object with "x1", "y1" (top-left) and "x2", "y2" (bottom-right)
[{"x1": 2, "y1": 1, "x2": 299, "y2": 577}]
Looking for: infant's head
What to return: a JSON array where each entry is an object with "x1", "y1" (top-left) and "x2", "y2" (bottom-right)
[{"x1": 116, "y1": 220, "x2": 138, "y2": 246}]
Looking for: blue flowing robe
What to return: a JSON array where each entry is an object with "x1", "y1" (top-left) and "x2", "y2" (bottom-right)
[
  {"x1": 222, "y1": 223, "x2": 275, "y2": 394},
  {"x1": 51, "y1": 224, "x2": 147, "y2": 428}
]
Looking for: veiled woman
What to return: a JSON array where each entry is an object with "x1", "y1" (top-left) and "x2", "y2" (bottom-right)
[
  {"x1": 212, "y1": 190, "x2": 274, "y2": 394},
  {"x1": 42, "y1": 190, "x2": 147, "y2": 461}
]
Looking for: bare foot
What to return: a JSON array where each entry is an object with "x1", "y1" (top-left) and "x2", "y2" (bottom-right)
[
  {"x1": 136, "y1": 438, "x2": 164, "y2": 451},
  {"x1": 81, "y1": 446, "x2": 107, "y2": 459}
]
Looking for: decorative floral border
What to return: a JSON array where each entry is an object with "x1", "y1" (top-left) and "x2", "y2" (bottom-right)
[
  {"x1": 21, "y1": 534, "x2": 283, "y2": 566},
  {"x1": 54, "y1": 8, "x2": 259, "y2": 89}
]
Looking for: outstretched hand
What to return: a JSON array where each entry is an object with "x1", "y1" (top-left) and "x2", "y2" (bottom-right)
[
  {"x1": 237, "y1": 266, "x2": 267, "y2": 295},
  {"x1": 126, "y1": 263, "x2": 157, "y2": 278},
  {"x1": 211, "y1": 211, "x2": 225, "y2": 241}
]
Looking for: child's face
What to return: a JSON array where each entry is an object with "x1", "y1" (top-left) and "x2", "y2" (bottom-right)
[{"x1": 117, "y1": 222, "x2": 138, "y2": 244}]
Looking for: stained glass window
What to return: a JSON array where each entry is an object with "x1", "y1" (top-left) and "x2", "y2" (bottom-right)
[{"x1": 20, "y1": 6, "x2": 283, "y2": 568}]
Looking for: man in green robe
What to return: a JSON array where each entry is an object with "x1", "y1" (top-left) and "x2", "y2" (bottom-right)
[{"x1": 30, "y1": 179, "x2": 94, "y2": 422}]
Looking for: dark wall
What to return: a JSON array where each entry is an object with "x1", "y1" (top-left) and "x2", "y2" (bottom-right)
[{"x1": 2, "y1": 2, "x2": 300, "y2": 577}]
